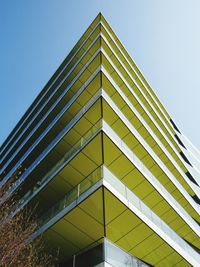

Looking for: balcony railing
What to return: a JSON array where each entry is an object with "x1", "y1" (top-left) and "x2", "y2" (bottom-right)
[
  {"x1": 38, "y1": 165, "x2": 103, "y2": 227},
  {"x1": 103, "y1": 167, "x2": 200, "y2": 266},
  {"x1": 17, "y1": 119, "x2": 102, "y2": 211},
  {"x1": 3, "y1": 89, "x2": 102, "y2": 196}
]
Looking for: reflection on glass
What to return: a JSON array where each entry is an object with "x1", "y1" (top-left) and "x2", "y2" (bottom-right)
[
  {"x1": 73, "y1": 238, "x2": 149, "y2": 267},
  {"x1": 104, "y1": 239, "x2": 149, "y2": 267}
]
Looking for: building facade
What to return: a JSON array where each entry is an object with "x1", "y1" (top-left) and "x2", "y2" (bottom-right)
[{"x1": 1, "y1": 13, "x2": 200, "y2": 267}]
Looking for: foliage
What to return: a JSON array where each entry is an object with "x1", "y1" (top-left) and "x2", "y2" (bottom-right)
[{"x1": 0, "y1": 172, "x2": 56, "y2": 267}]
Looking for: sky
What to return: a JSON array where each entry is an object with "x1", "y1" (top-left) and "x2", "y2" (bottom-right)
[{"x1": 1, "y1": 0, "x2": 200, "y2": 149}]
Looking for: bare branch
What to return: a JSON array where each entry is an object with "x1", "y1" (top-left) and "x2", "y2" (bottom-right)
[{"x1": 0, "y1": 171, "x2": 57, "y2": 266}]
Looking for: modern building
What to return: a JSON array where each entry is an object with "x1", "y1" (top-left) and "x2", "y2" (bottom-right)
[{"x1": 1, "y1": 13, "x2": 200, "y2": 267}]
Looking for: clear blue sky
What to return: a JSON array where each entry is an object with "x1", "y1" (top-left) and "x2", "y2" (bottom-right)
[{"x1": 1, "y1": 0, "x2": 200, "y2": 148}]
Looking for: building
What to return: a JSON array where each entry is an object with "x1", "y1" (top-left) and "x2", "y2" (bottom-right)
[{"x1": 1, "y1": 13, "x2": 200, "y2": 267}]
